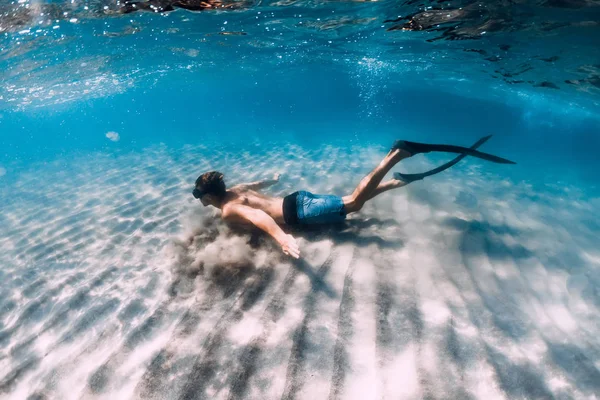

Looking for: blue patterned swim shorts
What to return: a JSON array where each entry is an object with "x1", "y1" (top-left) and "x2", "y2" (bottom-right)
[{"x1": 283, "y1": 190, "x2": 347, "y2": 225}]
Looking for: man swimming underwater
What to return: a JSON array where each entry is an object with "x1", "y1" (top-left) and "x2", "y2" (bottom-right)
[{"x1": 192, "y1": 137, "x2": 514, "y2": 259}]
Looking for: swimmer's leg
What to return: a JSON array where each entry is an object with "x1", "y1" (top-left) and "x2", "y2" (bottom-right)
[
  {"x1": 366, "y1": 179, "x2": 409, "y2": 200},
  {"x1": 364, "y1": 135, "x2": 493, "y2": 200},
  {"x1": 342, "y1": 148, "x2": 410, "y2": 214}
]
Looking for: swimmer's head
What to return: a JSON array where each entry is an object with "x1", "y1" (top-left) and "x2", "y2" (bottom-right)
[{"x1": 194, "y1": 171, "x2": 226, "y2": 207}]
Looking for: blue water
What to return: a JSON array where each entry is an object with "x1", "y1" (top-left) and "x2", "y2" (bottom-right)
[{"x1": 1, "y1": 1, "x2": 600, "y2": 399}]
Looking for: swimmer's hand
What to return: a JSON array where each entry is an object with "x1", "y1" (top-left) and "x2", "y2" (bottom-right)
[
  {"x1": 273, "y1": 172, "x2": 281, "y2": 182},
  {"x1": 280, "y1": 234, "x2": 300, "y2": 259}
]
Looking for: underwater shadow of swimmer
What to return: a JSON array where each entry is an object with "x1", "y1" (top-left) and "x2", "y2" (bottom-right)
[
  {"x1": 287, "y1": 218, "x2": 405, "y2": 250},
  {"x1": 442, "y1": 216, "x2": 533, "y2": 261},
  {"x1": 247, "y1": 230, "x2": 338, "y2": 299},
  {"x1": 180, "y1": 218, "x2": 403, "y2": 302},
  {"x1": 292, "y1": 256, "x2": 337, "y2": 299}
]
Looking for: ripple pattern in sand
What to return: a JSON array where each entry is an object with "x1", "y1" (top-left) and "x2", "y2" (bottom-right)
[{"x1": 0, "y1": 143, "x2": 599, "y2": 399}]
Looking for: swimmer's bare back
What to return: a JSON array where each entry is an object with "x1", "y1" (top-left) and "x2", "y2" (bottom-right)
[
  {"x1": 219, "y1": 174, "x2": 301, "y2": 259},
  {"x1": 224, "y1": 189, "x2": 286, "y2": 225}
]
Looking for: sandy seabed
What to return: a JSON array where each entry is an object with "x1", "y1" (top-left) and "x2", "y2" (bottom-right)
[{"x1": 0, "y1": 143, "x2": 599, "y2": 400}]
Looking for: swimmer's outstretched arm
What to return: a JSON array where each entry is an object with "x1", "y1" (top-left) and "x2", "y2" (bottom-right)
[
  {"x1": 222, "y1": 203, "x2": 300, "y2": 259},
  {"x1": 233, "y1": 173, "x2": 281, "y2": 191}
]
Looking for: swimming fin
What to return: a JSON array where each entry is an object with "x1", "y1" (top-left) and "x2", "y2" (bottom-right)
[
  {"x1": 394, "y1": 135, "x2": 493, "y2": 183},
  {"x1": 391, "y1": 138, "x2": 515, "y2": 164}
]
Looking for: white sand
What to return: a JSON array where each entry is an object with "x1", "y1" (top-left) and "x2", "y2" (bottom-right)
[{"x1": 0, "y1": 142, "x2": 599, "y2": 400}]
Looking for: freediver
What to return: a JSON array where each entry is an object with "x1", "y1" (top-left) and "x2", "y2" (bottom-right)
[{"x1": 192, "y1": 137, "x2": 514, "y2": 259}]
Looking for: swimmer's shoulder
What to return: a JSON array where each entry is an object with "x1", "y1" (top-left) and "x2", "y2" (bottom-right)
[
  {"x1": 221, "y1": 192, "x2": 250, "y2": 212},
  {"x1": 220, "y1": 201, "x2": 239, "y2": 221}
]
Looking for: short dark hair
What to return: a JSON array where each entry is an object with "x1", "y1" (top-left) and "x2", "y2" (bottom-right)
[{"x1": 195, "y1": 171, "x2": 226, "y2": 199}]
